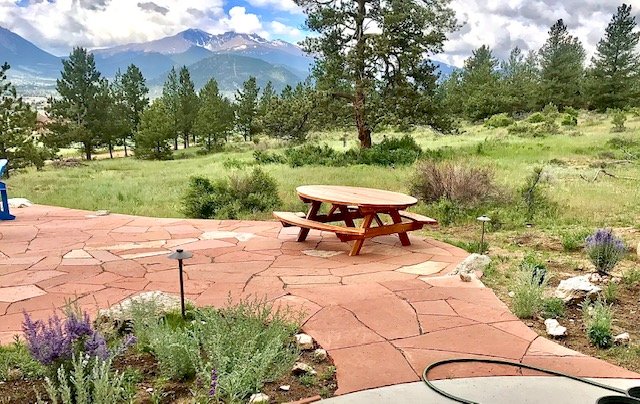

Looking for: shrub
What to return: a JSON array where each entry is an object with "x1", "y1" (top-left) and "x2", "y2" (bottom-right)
[
  {"x1": 350, "y1": 135, "x2": 422, "y2": 166},
  {"x1": 409, "y1": 160, "x2": 498, "y2": 207},
  {"x1": 560, "y1": 229, "x2": 590, "y2": 252},
  {"x1": 542, "y1": 298, "x2": 566, "y2": 319},
  {"x1": 0, "y1": 340, "x2": 44, "y2": 381},
  {"x1": 148, "y1": 324, "x2": 201, "y2": 381},
  {"x1": 182, "y1": 168, "x2": 281, "y2": 219},
  {"x1": 606, "y1": 136, "x2": 639, "y2": 150},
  {"x1": 602, "y1": 281, "x2": 619, "y2": 304},
  {"x1": 485, "y1": 113, "x2": 514, "y2": 128},
  {"x1": 542, "y1": 103, "x2": 560, "y2": 119},
  {"x1": 622, "y1": 267, "x2": 640, "y2": 286},
  {"x1": 284, "y1": 144, "x2": 346, "y2": 167},
  {"x1": 527, "y1": 112, "x2": 546, "y2": 123},
  {"x1": 519, "y1": 167, "x2": 553, "y2": 223},
  {"x1": 582, "y1": 299, "x2": 614, "y2": 348},
  {"x1": 564, "y1": 107, "x2": 579, "y2": 118},
  {"x1": 561, "y1": 114, "x2": 578, "y2": 126},
  {"x1": 610, "y1": 109, "x2": 627, "y2": 132},
  {"x1": 253, "y1": 150, "x2": 286, "y2": 165},
  {"x1": 584, "y1": 229, "x2": 626, "y2": 275},
  {"x1": 511, "y1": 260, "x2": 546, "y2": 319},
  {"x1": 507, "y1": 121, "x2": 534, "y2": 136}
]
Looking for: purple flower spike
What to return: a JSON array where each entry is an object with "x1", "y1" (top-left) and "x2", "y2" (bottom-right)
[
  {"x1": 585, "y1": 228, "x2": 626, "y2": 274},
  {"x1": 209, "y1": 368, "x2": 218, "y2": 397},
  {"x1": 84, "y1": 331, "x2": 109, "y2": 360}
]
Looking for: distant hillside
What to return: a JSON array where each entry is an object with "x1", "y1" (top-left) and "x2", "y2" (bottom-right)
[
  {"x1": 0, "y1": 26, "x2": 60, "y2": 77},
  {"x1": 150, "y1": 54, "x2": 302, "y2": 96}
]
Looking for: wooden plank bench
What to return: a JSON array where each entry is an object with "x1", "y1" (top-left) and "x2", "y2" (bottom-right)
[
  {"x1": 273, "y1": 211, "x2": 365, "y2": 242},
  {"x1": 399, "y1": 210, "x2": 438, "y2": 226}
]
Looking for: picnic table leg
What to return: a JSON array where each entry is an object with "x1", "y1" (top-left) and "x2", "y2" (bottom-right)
[
  {"x1": 349, "y1": 214, "x2": 374, "y2": 256},
  {"x1": 297, "y1": 200, "x2": 321, "y2": 242},
  {"x1": 389, "y1": 210, "x2": 411, "y2": 246},
  {"x1": 338, "y1": 205, "x2": 356, "y2": 227}
]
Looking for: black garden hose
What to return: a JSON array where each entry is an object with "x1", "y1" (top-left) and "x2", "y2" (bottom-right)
[{"x1": 422, "y1": 358, "x2": 639, "y2": 404}]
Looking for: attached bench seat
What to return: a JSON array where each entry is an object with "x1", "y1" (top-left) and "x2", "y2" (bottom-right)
[
  {"x1": 273, "y1": 211, "x2": 365, "y2": 241},
  {"x1": 398, "y1": 210, "x2": 438, "y2": 226}
]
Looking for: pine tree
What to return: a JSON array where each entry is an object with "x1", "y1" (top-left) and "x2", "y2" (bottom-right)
[
  {"x1": 501, "y1": 47, "x2": 540, "y2": 114},
  {"x1": 459, "y1": 45, "x2": 503, "y2": 120},
  {"x1": 47, "y1": 47, "x2": 104, "y2": 160},
  {"x1": 119, "y1": 64, "x2": 149, "y2": 156},
  {"x1": 539, "y1": 19, "x2": 586, "y2": 109},
  {"x1": 0, "y1": 62, "x2": 42, "y2": 175},
  {"x1": 135, "y1": 100, "x2": 174, "y2": 160},
  {"x1": 296, "y1": 0, "x2": 457, "y2": 147},
  {"x1": 587, "y1": 4, "x2": 640, "y2": 111},
  {"x1": 194, "y1": 79, "x2": 235, "y2": 151},
  {"x1": 162, "y1": 67, "x2": 180, "y2": 150},
  {"x1": 263, "y1": 83, "x2": 314, "y2": 142},
  {"x1": 235, "y1": 77, "x2": 260, "y2": 142},
  {"x1": 91, "y1": 78, "x2": 129, "y2": 159},
  {"x1": 177, "y1": 66, "x2": 199, "y2": 148}
]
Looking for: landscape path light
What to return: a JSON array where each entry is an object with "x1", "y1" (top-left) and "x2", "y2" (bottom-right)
[
  {"x1": 477, "y1": 215, "x2": 491, "y2": 254},
  {"x1": 168, "y1": 248, "x2": 193, "y2": 318}
]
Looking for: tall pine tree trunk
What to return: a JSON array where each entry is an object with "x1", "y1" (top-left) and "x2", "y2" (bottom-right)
[
  {"x1": 84, "y1": 142, "x2": 92, "y2": 161},
  {"x1": 174, "y1": 137, "x2": 178, "y2": 150},
  {"x1": 123, "y1": 135, "x2": 128, "y2": 157},
  {"x1": 354, "y1": 0, "x2": 372, "y2": 149},
  {"x1": 108, "y1": 141, "x2": 113, "y2": 159}
]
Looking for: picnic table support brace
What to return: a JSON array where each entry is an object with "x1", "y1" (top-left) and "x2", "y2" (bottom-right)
[
  {"x1": 349, "y1": 214, "x2": 375, "y2": 256},
  {"x1": 297, "y1": 200, "x2": 321, "y2": 242},
  {"x1": 389, "y1": 210, "x2": 411, "y2": 246}
]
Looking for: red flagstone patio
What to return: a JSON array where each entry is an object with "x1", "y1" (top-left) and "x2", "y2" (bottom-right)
[{"x1": 1, "y1": 205, "x2": 638, "y2": 395}]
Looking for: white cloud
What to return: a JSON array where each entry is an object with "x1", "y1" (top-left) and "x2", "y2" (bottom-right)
[
  {"x1": 245, "y1": 0, "x2": 301, "y2": 14},
  {"x1": 220, "y1": 6, "x2": 263, "y2": 34},
  {"x1": 269, "y1": 20, "x2": 301, "y2": 37}
]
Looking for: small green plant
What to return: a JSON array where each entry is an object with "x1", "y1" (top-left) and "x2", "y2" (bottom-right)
[
  {"x1": 511, "y1": 260, "x2": 546, "y2": 319},
  {"x1": 319, "y1": 365, "x2": 336, "y2": 382},
  {"x1": 520, "y1": 166, "x2": 553, "y2": 223},
  {"x1": 582, "y1": 299, "x2": 614, "y2": 349},
  {"x1": 622, "y1": 267, "x2": 640, "y2": 286},
  {"x1": 560, "y1": 229, "x2": 590, "y2": 252},
  {"x1": 0, "y1": 339, "x2": 45, "y2": 381},
  {"x1": 541, "y1": 298, "x2": 566, "y2": 319},
  {"x1": 602, "y1": 281, "x2": 619, "y2": 304},
  {"x1": 298, "y1": 373, "x2": 318, "y2": 387},
  {"x1": 527, "y1": 112, "x2": 546, "y2": 123},
  {"x1": 561, "y1": 113, "x2": 578, "y2": 126},
  {"x1": 610, "y1": 109, "x2": 627, "y2": 132},
  {"x1": 485, "y1": 113, "x2": 514, "y2": 128}
]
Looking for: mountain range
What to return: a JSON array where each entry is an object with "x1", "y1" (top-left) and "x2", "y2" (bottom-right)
[{"x1": 0, "y1": 26, "x2": 456, "y2": 97}]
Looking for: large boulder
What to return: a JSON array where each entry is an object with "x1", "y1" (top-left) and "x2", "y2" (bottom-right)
[
  {"x1": 554, "y1": 275, "x2": 602, "y2": 303},
  {"x1": 449, "y1": 254, "x2": 491, "y2": 276},
  {"x1": 98, "y1": 291, "x2": 185, "y2": 324}
]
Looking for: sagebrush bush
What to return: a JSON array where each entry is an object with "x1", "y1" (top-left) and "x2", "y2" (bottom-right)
[
  {"x1": 527, "y1": 112, "x2": 546, "y2": 123},
  {"x1": 409, "y1": 160, "x2": 498, "y2": 207},
  {"x1": 582, "y1": 299, "x2": 614, "y2": 348},
  {"x1": 520, "y1": 167, "x2": 554, "y2": 223},
  {"x1": 610, "y1": 109, "x2": 627, "y2": 132},
  {"x1": 584, "y1": 228, "x2": 626, "y2": 275},
  {"x1": 485, "y1": 113, "x2": 514, "y2": 128},
  {"x1": 560, "y1": 229, "x2": 590, "y2": 252},
  {"x1": 511, "y1": 260, "x2": 546, "y2": 319},
  {"x1": 602, "y1": 281, "x2": 619, "y2": 304},
  {"x1": 182, "y1": 168, "x2": 281, "y2": 219},
  {"x1": 561, "y1": 114, "x2": 578, "y2": 126}
]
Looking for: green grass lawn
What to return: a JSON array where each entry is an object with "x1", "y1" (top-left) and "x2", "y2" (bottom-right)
[{"x1": 7, "y1": 112, "x2": 640, "y2": 228}]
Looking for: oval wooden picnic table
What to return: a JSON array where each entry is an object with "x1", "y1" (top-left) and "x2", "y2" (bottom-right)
[{"x1": 274, "y1": 185, "x2": 437, "y2": 256}]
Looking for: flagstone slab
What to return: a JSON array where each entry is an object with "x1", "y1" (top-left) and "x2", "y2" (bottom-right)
[
  {"x1": 396, "y1": 261, "x2": 448, "y2": 276},
  {"x1": 303, "y1": 306, "x2": 385, "y2": 350},
  {"x1": 0, "y1": 285, "x2": 46, "y2": 303},
  {"x1": 344, "y1": 296, "x2": 420, "y2": 340}
]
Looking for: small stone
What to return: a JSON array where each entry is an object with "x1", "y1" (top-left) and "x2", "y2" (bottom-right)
[
  {"x1": 555, "y1": 275, "x2": 602, "y2": 303},
  {"x1": 589, "y1": 273, "x2": 604, "y2": 283},
  {"x1": 95, "y1": 210, "x2": 110, "y2": 216},
  {"x1": 6, "y1": 368, "x2": 23, "y2": 381},
  {"x1": 292, "y1": 362, "x2": 317, "y2": 376},
  {"x1": 545, "y1": 319, "x2": 567, "y2": 337},
  {"x1": 145, "y1": 387, "x2": 154, "y2": 393},
  {"x1": 614, "y1": 332, "x2": 630, "y2": 346},
  {"x1": 508, "y1": 291, "x2": 515, "y2": 298},
  {"x1": 98, "y1": 291, "x2": 186, "y2": 324},
  {"x1": 450, "y1": 254, "x2": 491, "y2": 276},
  {"x1": 295, "y1": 333, "x2": 314, "y2": 350},
  {"x1": 248, "y1": 393, "x2": 269, "y2": 404},
  {"x1": 7, "y1": 198, "x2": 32, "y2": 208},
  {"x1": 279, "y1": 385, "x2": 291, "y2": 392},
  {"x1": 313, "y1": 348, "x2": 327, "y2": 362}
]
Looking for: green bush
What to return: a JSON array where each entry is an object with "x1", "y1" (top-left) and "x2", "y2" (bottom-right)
[
  {"x1": 485, "y1": 113, "x2": 515, "y2": 128},
  {"x1": 610, "y1": 109, "x2": 627, "y2": 132},
  {"x1": 564, "y1": 107, "x2": 579, "y2": 118},
  {"x1": 349, "y1": 135, "x2": 422, "y2": 166},
  {"x1": 542, "y1": 298, "x2": 566, "y2": 319},
  {"x1": 182, "y1": 168, "x2": 281, "y2": 219},
  {"x1": 561, "y1": 114, "x2": 578, "y2": 126},
  {"x1": 520, "y1": 167, "x2": 554, "y2": 223},
  {"x1": 622, "y1": 267, "x2": 640, "y2": 286},
  {"x1": 560, "y1": 229, "x2": 590, "y2": 252},
  {"x1": 582, "y1": 299, "x2": 614, "y2": 348},
  {"x1": 149, "y1": 325, "x2": 201, "y2": 381},
  {"x1": 0, "y1": 340, "x2": 44, "y2": 381},
  {"x1": 253, "y1": 150, "x2": 286, "y2": 165},
  {"x1": 511, "y1": 260, "x2": 546, "y2": 319},
  {"x1": 284, "y1": 144, "x2": 346, "y2": 167},
  {"x1": 602, "y1": 281, "x2": 619, "y2": 304},
  {"x1": 507, "y1": 121, "x2": 534, "y2": 135},
  {"x1": 527, "y1": 112, "x2": 546, "y2": 123}
]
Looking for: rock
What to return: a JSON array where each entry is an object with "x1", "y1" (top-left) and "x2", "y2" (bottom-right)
[
  {"x1": 7, "y1": 198, "x2": 32, "y2": 208},
  {"x1": 6, "y1": 368, "x2": 23, "y2": 381},
  {"x1": 302, "y1": 250, "x2": 344, "y2": 258},
  {"x1": 295, "y1": 333, "x2": 314, "y2": 350},
  {"x1": 554, "y1": 275, "x2": 602, "y2": 303},
  {"x1": 292, "y1": 362, "x2": 317, "y2": 376},
  {"x1": 98, "y1": 291, "x2": 185, "y2": 324},
  {"x1": 313, "y1": 348, "x2": 327, "y2": 362},
  {"x1": 95, "y1": 210, "x2": 110, "y2": 216},
  {"x1": 544, "y1": 319, "x2": 567, "y2": 337},
  {"x1": 279, "y1": 385, "x2": 290, "y2": 392},
  {"x1": 588, "y1": 273, "x2": 604, "y2": 284},
  {"x1": 248, "y1": 393, "x2": 269, "y2": 404},
  {"x1": 614, "y1": 332, "x2": 630, "y2": 346},
  {"x1": 508, "y1": 291, "x2": 515, "y2": 298},
  {"x1": 450, "y1": 254, "x2": 491, "y2": 276},
  {"x1": 459, "y1": 272, "x2": 475, "y2": 282}
]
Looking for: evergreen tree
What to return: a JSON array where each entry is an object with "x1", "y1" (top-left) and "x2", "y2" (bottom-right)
[
  {"x1": 235, "y1": 77, "x2": 259, "y2": 141},
  {"x1": 587, "y1": 4, "x2": 640, "y2": 111},
  {"x1": 177, "y1": 66, "x2": 199, "y2": 148},
  {"x1": 296, "y1": 0, "x2": 457, "y2": 147},
  {"x1": 47, "y1": 47, "x2": 104, "y2": 160},
  {"x1": 459, "y1": 45, "x2": 503, "y2": 120},
  {"x1": 162, "y1": 67, "x2": 180, "y2": 150},
  {"x1": 92, "y1": 79, "x2": 129, "y2": 159},
  {"x1": 135, "y1": 100, "x2": 174, "y2": 160},
  {"x1": 119, "y1": 64, "x2": 149, "y2": 156},
  {"x1": 539, "y1": 19, "x2": 586, "y2": 109},
  {"x1": 263, "y1": 83, "x2": 314, "y2": 142},
  {"x1": 0, "y1": 63, "x2": 43, "y2": 175},
  {"x1": 194, "y1": 79, "x2": 235, "y2": 151},
  {"x1": 501, "y1": 47, "x2": 540, "y2": 114}
]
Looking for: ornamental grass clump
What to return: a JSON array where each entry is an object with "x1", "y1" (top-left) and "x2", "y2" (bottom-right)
[{"x1": 585, "y1": 228, "x2": 626, "y2": 275}]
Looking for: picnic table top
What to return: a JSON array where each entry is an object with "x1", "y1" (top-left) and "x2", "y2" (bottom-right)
[{"x1": 296, "y1": 185, "x2": 418, "y2": 209}]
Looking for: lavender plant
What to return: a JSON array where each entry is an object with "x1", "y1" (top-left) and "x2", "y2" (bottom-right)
[{"x1": 584, "y1": 229, "x2": 626, "y2": 274}]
